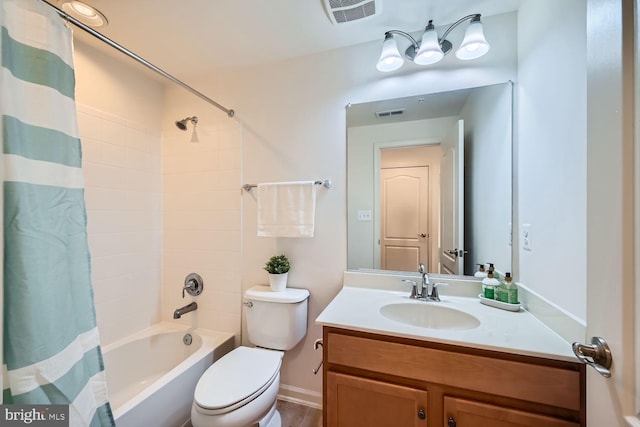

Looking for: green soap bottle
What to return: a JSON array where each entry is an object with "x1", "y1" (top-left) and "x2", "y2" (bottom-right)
[
  {"x1": 482, "y1": 271, "x2": 500, "y2": 299},
  {"x1": 501, "y1": 272, "x2": 518, "y2": 304}
]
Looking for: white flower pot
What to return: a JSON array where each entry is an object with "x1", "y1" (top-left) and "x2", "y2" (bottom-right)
[{"x1": 268, "y1": 272, "x2": 288, "y2": 292}]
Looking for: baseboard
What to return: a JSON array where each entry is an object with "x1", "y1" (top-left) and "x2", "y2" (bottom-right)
[{"x1": 278, "y1": 384, "x2": 322, "y2": 409}]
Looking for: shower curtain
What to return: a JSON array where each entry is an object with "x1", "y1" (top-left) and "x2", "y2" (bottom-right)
[{"x1": 1, "y1": 0, "x2": 113, "y2": 425}]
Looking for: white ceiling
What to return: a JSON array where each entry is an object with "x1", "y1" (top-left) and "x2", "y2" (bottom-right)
[{"x1": 46, "y1": 0, "x2": 522, "y2": 81}]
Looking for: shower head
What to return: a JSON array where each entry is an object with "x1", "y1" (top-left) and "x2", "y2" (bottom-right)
[
  {"x1": 175, "y1": 116, "x2": 200, "y2": 143},
  {"x1": 175, "y1": 116, "x2": 198, "y2": 131}
]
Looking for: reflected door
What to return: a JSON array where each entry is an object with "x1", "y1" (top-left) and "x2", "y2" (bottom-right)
[
  {"x1": 440, "y1": 120, "x2": 464, "y2": 275},
  {"x1": 380, "y1": 166, "x2": 429, "y2": 271}
]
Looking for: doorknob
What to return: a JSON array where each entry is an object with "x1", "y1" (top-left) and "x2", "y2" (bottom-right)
[
  {"x1": 572, "y1": 336, "x2": 612, "y2": 377},
  {"x1": 447, "y1": 249, "x2": 468, "y2": 257},
  {"x1": 419, "y1": 233, "x2": 427, "y2": 238}
]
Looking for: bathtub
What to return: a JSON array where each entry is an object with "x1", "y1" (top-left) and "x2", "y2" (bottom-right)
[{"x1": 102, "y1": 323, "x2": 235, "y2": 427}]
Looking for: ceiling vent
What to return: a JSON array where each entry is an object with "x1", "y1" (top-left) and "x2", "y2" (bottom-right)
[
  {"x1": 376, "y1": 108, "x2": 405, "y2": 118},
  {"x1": 322, "y1": 0, "x2": 381, "y2": 24}
]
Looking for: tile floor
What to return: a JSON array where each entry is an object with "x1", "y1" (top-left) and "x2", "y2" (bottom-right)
[{"x1": 277, "y1": 399, "x2": 322, "y2": 427}]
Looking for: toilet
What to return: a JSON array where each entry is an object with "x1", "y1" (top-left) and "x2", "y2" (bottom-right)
[{"x1": 191, "y1": 285, "x2": 310, "y2": 427}]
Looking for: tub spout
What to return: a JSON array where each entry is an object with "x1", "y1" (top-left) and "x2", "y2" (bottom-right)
[{"x1": 173, "y1": 302, "x2": 197, "y2": 319}]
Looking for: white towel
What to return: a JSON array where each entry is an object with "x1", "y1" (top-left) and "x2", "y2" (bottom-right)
[{"x1": 257, "y1": 181, "x2": 316, "y2": 237}]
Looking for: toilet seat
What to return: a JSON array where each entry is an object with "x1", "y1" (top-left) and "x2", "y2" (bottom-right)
[{"x1": 194, "y1": 347, "x2": 283, "y2": 415}]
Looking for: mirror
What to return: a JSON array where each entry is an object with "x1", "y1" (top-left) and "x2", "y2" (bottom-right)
[{"x1": 347, "y1": 82, "x2": 513, "y2": 277}]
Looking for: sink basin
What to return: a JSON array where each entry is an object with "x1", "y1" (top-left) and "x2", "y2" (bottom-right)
[{"x1": 380, "y1": 303, "x2": 480, "y2": 330}]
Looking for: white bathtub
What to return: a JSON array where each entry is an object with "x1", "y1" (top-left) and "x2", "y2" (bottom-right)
[{"x1": 102, "y1": 323, "x2": 235, "y2": 427}]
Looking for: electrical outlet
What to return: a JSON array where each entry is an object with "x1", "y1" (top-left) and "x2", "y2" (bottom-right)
[
  {"x1": 522, "y1": 223, "x2": 532, "y2": 251},
  {"x1": 357, "y1": 210, "x2": 372, "y2": 221}
]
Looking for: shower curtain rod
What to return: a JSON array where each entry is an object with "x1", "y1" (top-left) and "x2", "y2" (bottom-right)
[{"x1": 40, "y1": 0, "x2": 235, "y2": 118}]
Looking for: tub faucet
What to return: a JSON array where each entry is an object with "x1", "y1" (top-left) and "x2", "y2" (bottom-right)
[{"x1": 173, "y1": 302, "x2": 197, "y2": 319}]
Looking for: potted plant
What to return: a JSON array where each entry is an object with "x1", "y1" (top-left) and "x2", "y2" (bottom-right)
[{"x1": 264, "y1": 254, "x2": 290, "y2": 292}]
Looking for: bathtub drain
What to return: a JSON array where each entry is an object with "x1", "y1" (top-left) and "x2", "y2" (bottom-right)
[{"x1": 183, "y1": 333, "x2": 193, "y2": 346}]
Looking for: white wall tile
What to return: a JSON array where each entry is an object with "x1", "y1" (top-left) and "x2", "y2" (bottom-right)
[{"x1": 81, "y1": 108, "x2": 163, "y2": 346}]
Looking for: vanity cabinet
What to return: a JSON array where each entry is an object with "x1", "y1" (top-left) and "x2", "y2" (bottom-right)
[
  {"x1": 323, "y1": 327, "x2": 585, "y2": 427},
  {"x1": 327, "y1": 372, "x2": 428, "y2": 426}
]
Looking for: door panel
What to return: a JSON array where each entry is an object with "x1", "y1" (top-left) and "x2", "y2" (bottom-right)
[
  {"x1": 380, "y1": 167, "x2": 429, "y2": 271},
  {"x1": 444, "y1": 397, "x2": 579, "y2": 427},
  {"x1": 327, "y1": 372, "x2": 428, "y2": 427},
  {"x1": 585, "y1": 0, "x2": 637, "y2": 424}
]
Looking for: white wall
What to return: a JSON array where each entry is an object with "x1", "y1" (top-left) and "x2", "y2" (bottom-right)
[
  {"x1": 74, "y1": 40, "x2": 165, "y2": 345},
  {"x1": 517, "y1": 0, "x2": 587, "y2": 322},
  {"x1": 182, "y1": 11, "x2": 517, "y2": 401}
]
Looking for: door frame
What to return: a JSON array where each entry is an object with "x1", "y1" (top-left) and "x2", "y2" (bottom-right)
[{"x1": 373, "y1": 138, "x2": 440, "y2": 270}]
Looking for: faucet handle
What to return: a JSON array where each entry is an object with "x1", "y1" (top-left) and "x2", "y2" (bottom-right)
[
  {"x1": 431, "y1": 282, "x2": 448, "y2": 301},
  {"x1": 182, "y1": 273, "x2": 204, "y2": 298},
  {"x1": 402, "y1": 279, "x2": 419, "y2": 299},
  {"x1": 418, "y1": 263, "x2": 426, "y2": 274}
]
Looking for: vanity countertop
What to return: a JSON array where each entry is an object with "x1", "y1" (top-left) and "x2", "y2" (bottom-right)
[{"x1": 316, "y1": 273, "x2": 577, "y2": 363}]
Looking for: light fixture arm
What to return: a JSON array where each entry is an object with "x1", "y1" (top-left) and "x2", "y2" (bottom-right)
[
  {"x1": 385, "y1": 30, "x2": 420, "y2": 51},
  {"x1": 439, "y1": 14, "x2": 481, "y2": 46}
]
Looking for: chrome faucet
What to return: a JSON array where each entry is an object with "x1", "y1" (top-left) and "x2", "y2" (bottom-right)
[
  {"x1": 419, "y1": 263, "x2": 430, "y2": 299},
  {"x1": 173, "y1": 302, "x2": 197, "y2": 319},
  {"x1": 413, "y1": 263, "x2": 446, "y2": 302}
]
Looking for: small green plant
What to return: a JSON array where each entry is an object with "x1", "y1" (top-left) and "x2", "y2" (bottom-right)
[{"x1": 264, "y1": 254, "x2": 290, "y2": 274}]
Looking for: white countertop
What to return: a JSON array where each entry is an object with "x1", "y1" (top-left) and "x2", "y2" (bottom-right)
[{"x1": 316, "y1": 277, "x2": 577, "y2": 363}]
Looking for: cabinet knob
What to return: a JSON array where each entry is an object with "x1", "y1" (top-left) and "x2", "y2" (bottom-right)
[
  {"x1": 447, "y1": 417, "x2": 457, "y2": 427},
  {"x1": 417, "y1": 409, "x2": 426, "y2": 420}
]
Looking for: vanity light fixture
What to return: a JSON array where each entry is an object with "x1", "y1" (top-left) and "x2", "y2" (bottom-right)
[
  {"x1": 376, "y1": 14, "x2": 490, "y2": 72},
  {"x1": 175, "y1": 116, "x2": 199, "y2": 143},
  {"x1": 60, "y1": 1, "x2": 108, "y2": 27}
]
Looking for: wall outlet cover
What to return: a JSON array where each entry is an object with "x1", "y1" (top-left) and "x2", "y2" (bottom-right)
[{"x1": 522, "y1": 223, "x2": 532, "y2": 251}]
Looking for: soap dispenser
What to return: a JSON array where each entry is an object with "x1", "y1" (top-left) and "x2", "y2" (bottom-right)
[
  {"x1": 482, "y1": 271, "x2": 500, "y2": 299},
  {"x1": 474, "y1": 264, "x2": 488, "y2": 278},
  {"x1": 497, "y1": 272, "x2": 518, "y2": 304},
  {"x1": 487, "y1": 263, "x2": 501, "y2": 280}
]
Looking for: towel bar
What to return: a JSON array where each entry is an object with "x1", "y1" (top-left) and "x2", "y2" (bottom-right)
[{"x1": 242, "y1": 179, "x2": 332, "y2": 192}]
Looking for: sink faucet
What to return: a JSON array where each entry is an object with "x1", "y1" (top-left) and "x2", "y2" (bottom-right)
[
  {"x1": 415, "y1": 264, "x2": 447, "y2": 302},
  {"x1": 419, "y1": 263, "x2": 430, "y2": 298},
  {"x1": 173, "y1": 302, "x2": 197, "y2": 319}
]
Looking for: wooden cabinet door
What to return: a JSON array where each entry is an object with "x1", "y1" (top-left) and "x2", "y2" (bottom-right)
[
  {"x1": 327, "y1": 371, "x2": 428, "y2": 427},
  {"x1": 444, "y1": 397, "x2": 579, "y2": 427}
]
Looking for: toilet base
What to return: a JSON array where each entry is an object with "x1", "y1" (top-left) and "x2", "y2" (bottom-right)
[{"x1": 258, "y1": 403, "x2": 280, "y2": 427}]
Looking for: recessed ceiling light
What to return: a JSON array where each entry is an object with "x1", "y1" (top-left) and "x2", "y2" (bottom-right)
[{"x1": 60, "y1": 1, "x2": 108, "y2": 27}]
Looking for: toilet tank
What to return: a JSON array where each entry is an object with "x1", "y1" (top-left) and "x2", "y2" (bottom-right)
[{"x1": 244, "y1": 285, "x2": 309, "y2": 351}]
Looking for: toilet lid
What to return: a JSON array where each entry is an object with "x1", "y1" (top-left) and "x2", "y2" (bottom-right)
[{"x1": 194, "y1": 347, "x2": 283, "y2": 411}]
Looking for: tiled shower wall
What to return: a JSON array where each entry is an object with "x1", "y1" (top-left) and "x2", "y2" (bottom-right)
[
  {"x1": 78, "y1": 104, "x2": 163, "y2": 346},
  {"x1": 161, "y1": 121, "x2": 242, "y2": 342}
]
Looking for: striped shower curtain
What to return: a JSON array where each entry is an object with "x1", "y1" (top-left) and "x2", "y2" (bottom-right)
[{"x1": 1, "y1": 0, "x2": 113, "y2": 425}]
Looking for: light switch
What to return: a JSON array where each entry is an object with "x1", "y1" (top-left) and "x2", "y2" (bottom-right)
[{"x1": 357, "y1": 210, "x2": 372, "y2": 221}]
